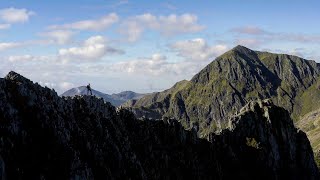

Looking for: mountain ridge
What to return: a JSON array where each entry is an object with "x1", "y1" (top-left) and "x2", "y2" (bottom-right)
[
  {"x1": 124, "y1": 45, "x2": 320, "y2": 137},
  {"x1": 0, "y1": 71, "x2": 318, "y2": 179}
]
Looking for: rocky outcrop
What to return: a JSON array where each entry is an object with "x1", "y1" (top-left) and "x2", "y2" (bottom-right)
[
  {"x1": 125, "y1": 45, "x2": 320, "y2": 137},
  {"x1": 0, "y1": 71, "x2": 318, "y2": 179},
  {"x1": 211, "y1": 99, "x2": 319, "y2": 179}
]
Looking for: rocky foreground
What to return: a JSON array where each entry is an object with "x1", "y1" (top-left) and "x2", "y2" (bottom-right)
[{"x1": 0, "y1": 71, "x2": 319, "y2": 180}]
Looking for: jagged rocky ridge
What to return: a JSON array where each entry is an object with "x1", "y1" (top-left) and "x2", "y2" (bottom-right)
[
  {"x1": 0, "y1": 71, "x2": 318, "y2": 179},
  {"x1": 124, "y1": 45, "x2": 320, "y2": 137}
]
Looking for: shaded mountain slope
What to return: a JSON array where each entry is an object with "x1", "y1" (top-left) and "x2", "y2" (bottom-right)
[
  {"x1": 0, "y1": 71, "x2": 318, "y2": 179},
  {"x1": 125, "y1": 45, "x2": 320, "y2": 137},
  {"x1": 61, "y1": 86, "x2": 145, "y2": 106}
]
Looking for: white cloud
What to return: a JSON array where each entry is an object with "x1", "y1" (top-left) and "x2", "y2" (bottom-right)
[
  {"x1": 277, "y1": 33, "x2": 320, "y2": 43},
  {"x1": 0, "y1": 42, "x2": 24, "y2": 51},
  {"x1": 41, "y1": 30, "x2": 75, "y2": 44},
  {"x1": 157, "y1": 14, "x2": 204, "y2": 35},
  {"x1": 235, "y1": 38, "x2": 262, "y2": 47},
  {"x1": 8, "y1": 55, "x2": 34, "y2": 62},
  {"x1": 0, "y1": 23, "x2": 10, "y2": 30},
  {"x1": 58, "y1": 35, "x2": 124, "y2": 62},
  {"x1": 170, "y1": 38, "x2": 228, "y2": 61},
  {"x1": 3, "y1": 54, "x2": 79, "y2": 93},
  {"x1": 266, "y1": 47, "x2": 317, "y2": 60},
  {"x1": 230, "y1": 26, "x2": 269, "y2": 35},
  {"x1": 58, "y1": 82, "x2": 74, "y2": 92},
  {"x1": 0, "y1": 40, "x2": 57, "y2": 52},
  {"x1": 110, "y1": 54, "x2": 168, "y2": 75},
  {"x1": 7, "y1": 55, "x2": 53, "y2": 62},
  {"x1": 119, "y1": 20, "x2": 144, "y2": 42},
  {"x1": 230, "y1": 26, "x2": 320, "y2": 44},
  {"x1": 0, "y1": 8, "x2": 35, "y2": 23},
  {"x1": 107, "y1": 39, "x2": 228, "y2": 78},
  {"x1": 49, "y1": 13, "x2": 119, "y2": 31},
  {"x1": 39, "y1": 81, "x2": 57, "y2": 89},
  {"x1": 107, "y1": 52, "x2": 209, "y2": 78},
  {"x1": 120, "y1": 13, "x2": 204, "y2": 42}
]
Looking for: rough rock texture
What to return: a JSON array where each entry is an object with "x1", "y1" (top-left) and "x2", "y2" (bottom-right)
[
  {"x1": 211, "y1": 99, "x2": 319, "y2": 179},
  {"x1": 124, "y1": 45, "x2": 320, "y2": 137},
  {"x1": 0, "y1": 71, "x2": 319, "y2": 179}
]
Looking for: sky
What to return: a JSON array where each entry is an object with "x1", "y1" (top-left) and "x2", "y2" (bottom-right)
[{"x1": 0, "y1": 0, "x2": 320, "y2": 94}]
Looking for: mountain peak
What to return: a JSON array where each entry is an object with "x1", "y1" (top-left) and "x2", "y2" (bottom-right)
[
  {"x1": 5, "y1": 71, "x2": 28, "y2": 82},
  {"x1": 230, "y1": 45, "x2": 254, "y2": 54},
  {"x1": 233, "y1": 44, "x2": 249, "y2": 49}
]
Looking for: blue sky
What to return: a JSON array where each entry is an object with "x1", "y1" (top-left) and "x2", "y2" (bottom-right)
[{"x1": 1, "y1": 0, "x2": 320, "y2": 94}]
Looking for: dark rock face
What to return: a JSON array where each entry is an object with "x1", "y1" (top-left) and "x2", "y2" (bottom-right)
[
  {"x1": 0, "y1": 71, "x2": 318, "y2": 179},
  {"x1": 211, "y1": 99, "x2": 319, "y2": 179}
]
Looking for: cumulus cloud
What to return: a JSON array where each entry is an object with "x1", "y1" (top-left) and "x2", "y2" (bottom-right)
[
  {"x1": 106, "y1": 39, "x2": 227, "y2": 78},
  {"x1": 170, "y1": 38, "x2": 228, "y2": 61},
  {"x1": 3, "y1": 53, "x2": 79, "y2": 93},
  {"x1": 120, "y1": 13, "x2": 204, "y2": 42},
  {"x1": 110, "y1": 54, "x2": 168, "y2": 75},
  {"x1": 58, "y1": 35, "x2": 124, "y2": 62},
  {"x1": 0, "y1": 23, "x2": 10, "y2": 30},
  {"x1": 0, "y1": 42, "x2": 24, "y2": 51},
  {"x1": 40, "y1": 30, "x2": 75, "y2": 44},
  {"x1": 49, "y1": 13, "x2": 119, "y2": 31},
  {"x1": 0, "y1": 7, "x2": 35, "y2": 23},
  {"x1": 107, "y1": 51, "x2": 212, "y2": 78},
  {"x1": 7, "y1": 55, "x2": 53, "y2": 62},
  {"x1": 58, "y1": 82, "x2": 75, "y2": 92}
]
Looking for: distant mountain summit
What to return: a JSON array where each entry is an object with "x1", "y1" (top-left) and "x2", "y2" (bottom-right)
[
  {"x1": 124, "y1": 45, "x2": 320, "y2": 137},
  {"x1": 61, "y1": 86, "x2": 145, "y2": 106}
]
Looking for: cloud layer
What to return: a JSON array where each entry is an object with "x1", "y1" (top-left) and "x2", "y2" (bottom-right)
[
  {"x1": 49, "y1": 13, "x2": 119, "y2": 31},
  {"x1": 0, "y1": 42, "x2": 24, "y2": 51},
  {"x1": 120, "y1": 13, "x2": 205, "y2": 42},
  {"x1": 0, "y1": 8, "x2": 35, "y2": 23},
  {"x1": 58, "y1": 36, "x2": 124, "y2": 62},
  {"x1": 171, "y1": 38, "x2": 228, "y2": 61}
]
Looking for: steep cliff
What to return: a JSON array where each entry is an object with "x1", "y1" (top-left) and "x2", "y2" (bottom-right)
[
  {"x1": 0, "y1": 72, "x2": 318, "y2": 179},
  {"x1": 212, "y1": 99, "x2": 319, "y2": 179}
]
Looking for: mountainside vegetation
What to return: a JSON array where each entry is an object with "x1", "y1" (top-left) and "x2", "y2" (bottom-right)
[{"x1": 124, "y1": 45, "x2": 320, "y2": 139}]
